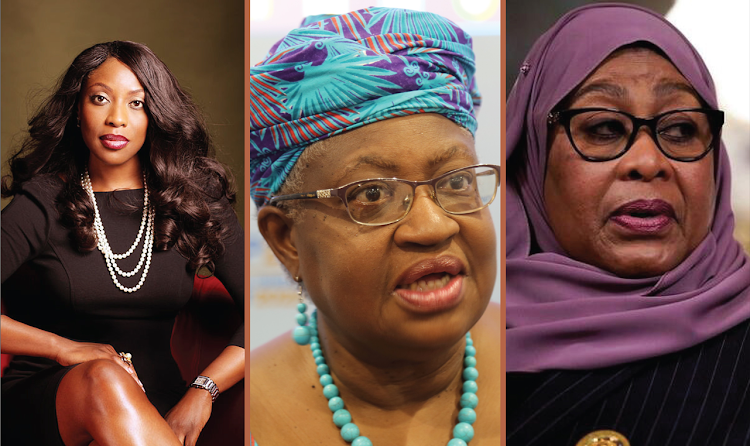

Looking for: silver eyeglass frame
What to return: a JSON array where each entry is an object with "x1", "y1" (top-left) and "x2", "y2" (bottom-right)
[{"x1": 269, "y1": 163, "x2": 501, "y2": 226}]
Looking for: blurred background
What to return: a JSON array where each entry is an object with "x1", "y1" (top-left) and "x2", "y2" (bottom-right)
[
  {"x1": 507, "y1": 0, "x2": 750, "y2": 253},
  {"x1": 1, "y1": 0, "x2": 245, "y2": 225},
  {"x1": 250, "y1": 0, "x2": 501, "y2": 350}
]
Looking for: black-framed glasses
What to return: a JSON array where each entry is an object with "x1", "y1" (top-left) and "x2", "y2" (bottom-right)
[
  {"x1": 547, "y1": 107, "x2": 724, "y2": 162},
  {"x1": 269, "y1": 164, "x2": 500, "y2": 226}
]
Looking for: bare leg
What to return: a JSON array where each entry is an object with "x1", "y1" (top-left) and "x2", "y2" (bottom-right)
[{"x1": 56, "y1": 359, "x2": 182, "y2": 446}]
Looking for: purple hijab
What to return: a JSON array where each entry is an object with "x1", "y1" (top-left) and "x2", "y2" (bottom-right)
[{"x1": 507, "y1": 3, "x2": 750, "y2": 371}]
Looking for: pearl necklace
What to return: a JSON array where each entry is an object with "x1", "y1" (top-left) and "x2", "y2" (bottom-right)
[
  {"x1": 81, "y1": 169, "x2": 155, "y2": 293},
  {"x1": 302, "y1": 309, "x2": 479, "y2": 445}
]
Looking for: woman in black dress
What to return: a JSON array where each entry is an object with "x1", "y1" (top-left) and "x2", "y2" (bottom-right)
[{"x1": 1, "y1": 41, "x2": 244, "y2": 446}]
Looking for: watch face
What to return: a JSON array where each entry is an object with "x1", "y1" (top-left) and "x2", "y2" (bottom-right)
[{"x1": 195, "y1": 377, "x2": 208, "y2": 386}]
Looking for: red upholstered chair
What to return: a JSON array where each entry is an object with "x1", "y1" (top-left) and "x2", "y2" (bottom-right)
[
  {"x1": 171, "y1": 275, "x2": 244, "y2": 446},
  {"x1": 1, "y1": 276, "x2": 244, "y2": 445}
]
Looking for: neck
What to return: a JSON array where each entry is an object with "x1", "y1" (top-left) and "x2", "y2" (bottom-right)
[
  {"x1": 316, "y1": 312, "x2": 467, "y2": 410},
  {"x1": 87, "y1": 158, "x2": 144, "y2": 192}
]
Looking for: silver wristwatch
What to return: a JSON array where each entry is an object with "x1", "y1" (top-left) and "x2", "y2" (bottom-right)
[{"x1": 190, "y1": 375, "x2": 220, "y2": 402}]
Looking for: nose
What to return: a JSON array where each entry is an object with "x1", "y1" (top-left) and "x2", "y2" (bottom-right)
[
  {"x1": 615, "y1": 129, "x2": 673, "y2": 181},
  {"x1": 393, "y1": 186, "x2": 459, "y2": 247},
  {"x1": 107, "y1": 102, "x2": 127, "y2": 127}
]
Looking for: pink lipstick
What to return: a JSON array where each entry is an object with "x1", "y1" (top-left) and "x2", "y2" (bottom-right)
[
  {"x1": 610, "y1": 199, "x2": 675, "y2": 234},
  {"x1": 100, "y1": 134, "x2": 129, "y2": 150},
  {"x1": 394, "y1": 256, "x2": 465, "y2": 313}
]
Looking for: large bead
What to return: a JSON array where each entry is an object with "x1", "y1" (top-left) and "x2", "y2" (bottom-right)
[
  {"x1": 352, "y1": 437, "x2": 373, "y2": 446},
  {"x1": 332, "y1": 409, "x2": 352, "y2": 427},
  {"x1": 453, "y1": 422, "x2": 474, "y2": 442},
  {"x1": 296, "y1": 313, "x2": 308, "y2": 325},
  {"x1": 292, "y1": 326, "x2": 311, "y2": 345},
  {"x1": 328, "y1": 396, "x2": 344, "y2": 412},
  {"x1": 320, "y1": 374, "x2": 333, "y2": 386},
  {"x1": 340, "y1": 423, "x2": 360, "y2": 442},
  {"x1": 323, "y1": 384, "x2": 340, "y2": 399},
  {"x1": 460, "y1": 392, "x2": 478, "y2": 409},
  {"x1": 458, "y1": 407, "x2": 477, "y2": 424},
  {"x1": 463, "y1": 366, "x2": 478, "y2": 381},
  {"x1": 462, "y1": 380, "x2": 478, "y2": 394},
  {"x1": 447, "y1": 439, "x2": 468, "y2": 446}
]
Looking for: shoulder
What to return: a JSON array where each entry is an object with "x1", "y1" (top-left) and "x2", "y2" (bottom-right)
[
  {"x1": 473, "y1": 303, "x2": 501, "y2": 391},
  {"x1": 477, "y1": 301, "x2": 501, "y2": 335},
  {"x1": 249, "y1": 331, "x2": 328, "y2": 442},
  {"x1": 16, "y1": 174, "x2": 65, "y2": 203},
  {"x1": 249, "y1": 331, "x2": 307, "y2": 396},
  {"x1": 472, "y1": 301, "x2": 502, "y2": 440},
  {"x1": 2, "y1": 175, "x2": 64, "y2": 218}
]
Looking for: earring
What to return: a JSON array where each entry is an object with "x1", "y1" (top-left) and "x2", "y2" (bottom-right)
[
  {"x1": 292, "y1": 276, "x2": 311, "y2": 345},
  {"x1": 76, "y1": 116, "x2": 81, "y2": 127}
]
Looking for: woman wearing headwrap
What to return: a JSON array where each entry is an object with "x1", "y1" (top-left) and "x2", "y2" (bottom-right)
[
  {"x1": 249, "y1": 8, "x2": 501, "y2": 445},
  {"x1": 506, "y1": 4, "x2": 750, "y2": 445}
]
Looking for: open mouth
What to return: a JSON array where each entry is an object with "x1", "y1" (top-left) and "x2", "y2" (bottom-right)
[
  {"x1": 399, "y1": 273, "x2": 453, "y2": 292},
  {"x1": 394, "y1": 257, "x2": 465, "y2": 312},
  {"x1": 610, "y1": 199, "x2": 675, "y2": 233}
]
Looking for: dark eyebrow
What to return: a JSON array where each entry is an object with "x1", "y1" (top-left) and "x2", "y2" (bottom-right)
[
  {"x1": 333, "y1": 145, "x2": 473, "y2": 185},
  {"x1": 334, "y1": 155, "x2": 399, "y2": 184},
  {"x1": 429, "y1": 146, "x2": 467, "y2": 168},
  {"x1": 653, "y1": 81, "x2": 699, "y2": 98},
  {"x1": 87, "y1": 82, "x2": 112, "y2": 93},
  {"x1": 86, "y1": 82, "x2": 144, "y2": 95},
  {"x1": 570, "y1": 82, "x2": 626, "y2": 103}
]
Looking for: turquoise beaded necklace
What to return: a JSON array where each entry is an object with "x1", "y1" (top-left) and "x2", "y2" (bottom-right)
[{"x1": 294, "y1": 303, "x2": 479, "y2": 445}]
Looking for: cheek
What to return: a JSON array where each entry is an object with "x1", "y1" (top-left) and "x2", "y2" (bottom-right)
[
  {"x1": 297, "y1": 216, "x2": 389, "y2": 303},
  {"x1": 679, "y1": 160, "x2": 716, "y2": 240},
  {"x1": 464, "y1": 213, "x2": 497, "y2": 293},
  {"x1": 135, "y1": 114, "x2": 149, "y2": 137},
  {"x1": 544, "y1": 143, "x2": 609, "y2": 248}
]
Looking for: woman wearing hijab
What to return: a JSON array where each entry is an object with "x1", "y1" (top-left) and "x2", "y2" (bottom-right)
[
  {"x1": 249, "y1": 8, "x2": 501, "y2": 445},
  {"x1": 506, "y1": 4, "x2": 750, "y2": 445}
]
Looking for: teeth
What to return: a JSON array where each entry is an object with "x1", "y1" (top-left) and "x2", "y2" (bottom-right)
[{"x1": 407, "y1": 274, "x2": 451, "y2": 292}]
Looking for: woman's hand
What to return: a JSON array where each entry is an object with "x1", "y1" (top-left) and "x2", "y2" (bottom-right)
[
  {"x1": 55, "y1": 339, "x2": 145, "y2": 391},
  {"x1": 165, "y1": 387, "x2": 213, "y2": 446}
]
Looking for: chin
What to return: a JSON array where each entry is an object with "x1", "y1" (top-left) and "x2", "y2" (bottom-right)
[
  {"x1": 388, "y1": 304, "x2": 482, "y2": 348},
  {"x1": 598, "y1": 246, "x2": 685, "y2": 278}
]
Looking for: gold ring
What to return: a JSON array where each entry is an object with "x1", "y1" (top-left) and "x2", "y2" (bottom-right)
[{"x1": 118, "y1": 352, "x2": 133, "y2": 365}]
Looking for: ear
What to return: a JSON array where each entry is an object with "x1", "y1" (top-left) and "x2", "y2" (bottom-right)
[{"x1": 257, "y1": 205, "x2": 300, "y2": 278}]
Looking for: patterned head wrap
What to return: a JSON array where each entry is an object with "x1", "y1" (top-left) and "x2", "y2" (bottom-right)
[{"x1": 250, "y1": 7, "x2": 481, "y2": 207}]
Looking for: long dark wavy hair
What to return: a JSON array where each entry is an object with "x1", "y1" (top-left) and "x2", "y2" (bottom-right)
[{"x1": 1, "y1": 41, "x2": 236, "y2": 274}]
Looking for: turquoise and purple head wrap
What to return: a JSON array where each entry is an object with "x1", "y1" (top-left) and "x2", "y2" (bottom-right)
[{"x1": 250, "y1": 7, "x2": 481, "y2": 207}]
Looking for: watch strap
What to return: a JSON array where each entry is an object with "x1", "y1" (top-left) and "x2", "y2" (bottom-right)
[{"x1": 190, "y1": 375, "x2": 220, "y2": 402}]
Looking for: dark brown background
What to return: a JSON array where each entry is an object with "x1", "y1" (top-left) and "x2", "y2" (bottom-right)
[{"x1": 1, "y1": 0, "x2": 245, "y2": 225}]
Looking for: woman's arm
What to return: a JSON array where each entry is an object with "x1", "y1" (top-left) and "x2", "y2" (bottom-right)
[
  {"x1": 165, "y1": 345, "x2": 244, "y2": 445},
  {"x1": 1, "y1": 314, "x2": 70, "y2": 360},
  {"x1": 1, "y1": 314, "x2": 144, "y2": 388},
  {"x1": 165, "y1": 205, "x2": 245, "y2": 446}
]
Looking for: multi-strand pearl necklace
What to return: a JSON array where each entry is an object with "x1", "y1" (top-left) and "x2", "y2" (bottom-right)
[
  {"x1": 300, "y1": 309, "x2": 479, "y2": 445},
  {"x1": 81, "y1": 169, "x2": 155, "y2": 293}
]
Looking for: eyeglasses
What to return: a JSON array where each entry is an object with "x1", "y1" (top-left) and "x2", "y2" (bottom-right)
[
  {"x1": 269, "y1": 164, "x2": 500, "y2": 226},
  {"x1": 547, "y1": 107, "x2": 724, "y2": 162}
]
